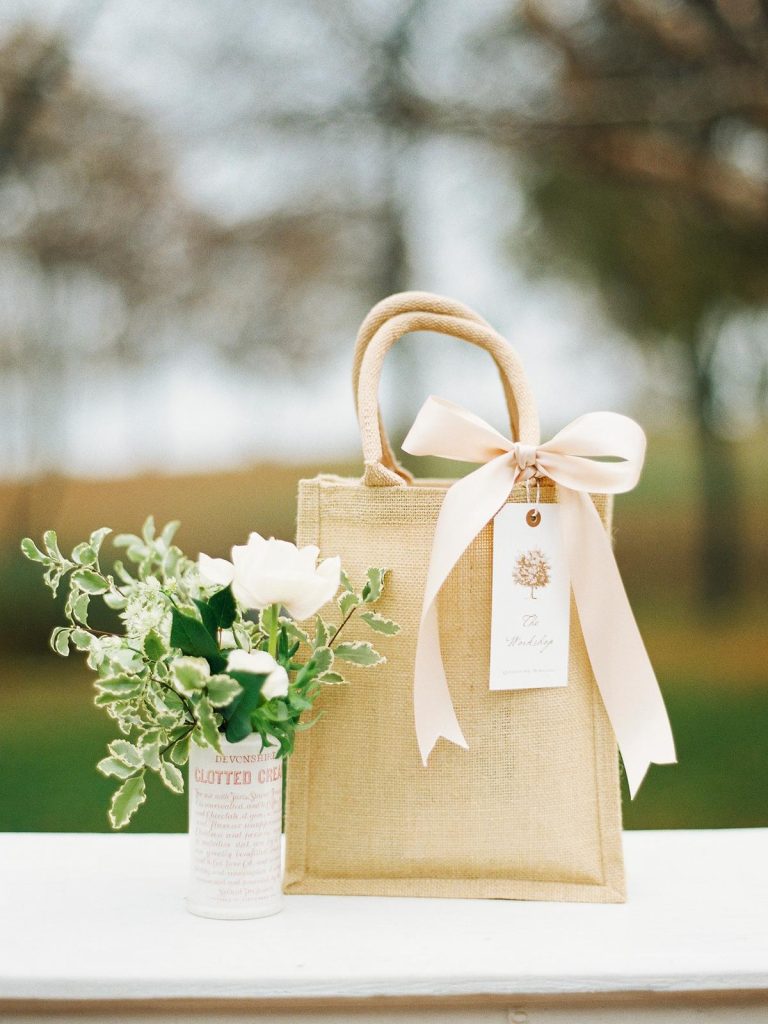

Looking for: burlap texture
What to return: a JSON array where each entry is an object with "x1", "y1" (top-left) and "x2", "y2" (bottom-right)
[
  {"x1": 284, "y1": 478, "x2": 625, "y2": 903},
  {"x1": 283, "y1": 292, "x2": 625, "y2": 903}
]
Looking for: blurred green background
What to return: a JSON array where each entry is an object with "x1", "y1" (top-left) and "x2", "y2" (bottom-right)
[{"x1": 1, "y1": 0, "x2": 766, "y2": 833}]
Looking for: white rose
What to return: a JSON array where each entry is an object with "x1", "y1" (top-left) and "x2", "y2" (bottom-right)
[
  {"x1": 226, "y1": 649, "x2": 289, "y2": 700},
  {"x1": 199, "y1": 534, "x2": 340, "y2": 620},
  {"x1": 198, "y1": 554, "x2": 236, "y2": 587}
]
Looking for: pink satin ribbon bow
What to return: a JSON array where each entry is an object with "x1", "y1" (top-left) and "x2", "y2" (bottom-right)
[{"x1": 402, "y1": 395, "x2": 676, "y2": 798}]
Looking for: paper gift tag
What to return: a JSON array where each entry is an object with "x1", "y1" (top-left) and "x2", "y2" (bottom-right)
[{"x1": 489, "y1": 502, "x2": 570, "y2": 690}]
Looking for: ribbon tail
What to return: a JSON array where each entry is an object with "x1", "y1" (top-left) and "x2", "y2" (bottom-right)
[
  {"x1": 414, "y1": 602, "x2": 468, "y2": 764},
  {"x1": 560, "y1": 489, "x2": 677, "y2": 798},
  {"x1": 414, "y1": 455, "x2": 518, "y2": 765}
]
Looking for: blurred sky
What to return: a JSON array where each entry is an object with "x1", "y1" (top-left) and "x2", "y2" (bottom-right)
[{"x1": 1, "y1": 0, "x2": 672, "y2": 478}]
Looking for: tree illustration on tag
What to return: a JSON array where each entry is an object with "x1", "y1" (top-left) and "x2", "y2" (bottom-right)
[
  {"x1": 512, "y1": 548, "x2": 551, "y2": 600},
  {"x1": 491, "y1": 505, "x2": 569, "y2": 690}
]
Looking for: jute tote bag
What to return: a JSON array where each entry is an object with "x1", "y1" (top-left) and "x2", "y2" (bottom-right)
[{"x1": 284, "y1": 291, "x2": 625, "y2": 903}]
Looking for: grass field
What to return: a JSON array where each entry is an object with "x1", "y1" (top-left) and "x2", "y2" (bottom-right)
[{"x1": 1, "y1": 433, "x2": 766, "y2": 833}]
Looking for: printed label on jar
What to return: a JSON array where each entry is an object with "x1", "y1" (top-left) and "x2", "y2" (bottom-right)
[{"x1": 188, "y1": 743, "x2": 282, "y2": 914}]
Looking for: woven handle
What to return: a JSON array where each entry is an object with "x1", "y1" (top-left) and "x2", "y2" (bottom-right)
[{"x1": 355, "y1": 292, "x2": 540, "y2": 487}]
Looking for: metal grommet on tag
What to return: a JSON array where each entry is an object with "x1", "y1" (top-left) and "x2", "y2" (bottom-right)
[{"x1": 524, "y1": 476, "x2": 542, "y2": 527}]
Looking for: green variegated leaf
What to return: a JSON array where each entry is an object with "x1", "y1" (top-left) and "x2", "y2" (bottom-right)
[
  {"x1": 159, "y1": 759, "x2": 184, "y2": 793},
  {"x1": 96, "y1": 675, "x2": 144, "y2": 699},
  {"x1": 113, "y1": 531, "x2": 141, "y2": 549},
  {"x1": 339, "y1": 569, "x2": 355, "y2": 593},
  {"x1": 359, "y1": 611, "x2": 401, "y2": 635},
  {"x1": 160, "y1": 520, "x2": 180, "y2": 546},
  {"x1": 169, "y1": 731, "x2": 192, "y2": 765},
  {"x1": 232, "y1": 622, "x2": 252, "y2": 650},
  {"x1": 143, "y1": 629, "x2": 166, "y2": 662},
  {"x1": 108, "y1": 739, "x2": 143, "y2": 769},
  {"x1": 43, "y1": 530, "x2": 64, "y2": 561},
  {"x1": 280, "y1": 618, "x2": 309, "y2": 646},
  {"x1": 334, "y1": 640, "x2": 385, "y2": 666},
  {"x1": 20, "y1": 537, "x2": 47, "y2": 563},
  {"x1": 142, "y1": 516, "x2": 156, "y2": 543},
  {"x1": 338, "y1": 590, "x2": 360, "y2": 616},
  {"x1": 311, "y1": 646, "x2": 333, "y2": 675},
  {"x1": 194, "y1": 695, "x2": 222, "y2": 752},
  {"x1": 361, "y1": 567, "x2": 388, "y2": 604},
  {"x1": 191, "y1": 723, "x2": 208, "y2": 748},
  {"x1": 88, "y1": 527, "x2": 112, "y2": 553},
  {"x1": 206, "y1": 674, "x2": 243, "y2": 707},
  {"x1": 71, "y1": 569, "x2": 109, "y2": 595},
  {"x1": 318, "y1": 671, "x2": 348, "y2": 685},
  {"x1": 103, "y1": 591, "x2": 128, "y2": 610},
  {"x1": 147, "y1": 683, "x2": 185, "y2": 721},
  {"x1": 109, "y1": 774, "x2": 146, "y2": 829},
  {"x1": 42, "y1": 563, "x2": 64, "y2": 596},
  {"x1": 111, "y1": 559, "x2": 133, "y2": 583},
  {"x1": 162, "y1": 546, "x2": 183, "y2": 577},
  {"x1": 94, "y1": 690, "x2": 133, "y2": 708},
  {"x1": 50, "y1": 626, "x2": 71, "y2": 657},
  {"x1": 86, "y1": 646, "x2": 104, "y2": 671},
  {"x1": 155, "y1": 711, "x2": 184, "y2": 729},
  {"x1": 314, "y1": 616, "x2": 329, "y2": 648},
  {"x1": 142, "y1": 743, "x2": 161, "y2": 771},
  {"x1": 97, "y1": 756, "x2": 137, "y2": 779},
  {"x1": 139, "y1": 732, "x2": 162, "y2": 770},
  {"x1": 72, "y1": 593, "x2": 90, "y2": 624},
  {"x1": 170, "y1": 656, "x2": 209, "y2": 697},
  {"x1": 108, "y1": 648, "x2": 145, "y2": 674},
  {"x1": 72, "y1": 542, "x2": 97, "y2": 566},
  {"x1": 70, "y1": 628, "x2": 93, "y2": 651}
]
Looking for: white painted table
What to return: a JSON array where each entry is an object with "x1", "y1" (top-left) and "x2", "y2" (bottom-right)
[{"x1": 0, "y1": 830, "x2": 766, "y2": 1023}]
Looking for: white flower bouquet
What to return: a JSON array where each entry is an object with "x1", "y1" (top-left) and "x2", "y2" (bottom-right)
[{"x1": 21, "y1": 518, "x2": 397, "y2": 829}]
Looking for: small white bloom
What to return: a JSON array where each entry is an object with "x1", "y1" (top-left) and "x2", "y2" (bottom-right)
[
  {"x1": 120, "y1": 580, "x2": 171, "y2": 638},
  {"x1": 227, "y1": 649, "x2": 289, "y2": 700},
  {"x1": 199, "y1": 534, "x2": 340, "y2": 620}
]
